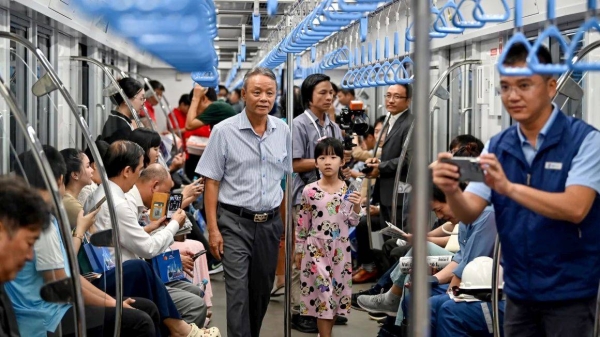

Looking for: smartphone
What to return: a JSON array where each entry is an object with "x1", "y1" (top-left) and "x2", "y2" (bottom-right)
[
  {"x1": 192, "y1": 250, "x2": 207, "y2": 261},
  {"x1": 86, "y1": 196, "x2": 106, "y2": 215},
  {"x1": 361, "y1": 166, "x2": 374, "y2": 174},
  {"x1": 166, "y1": 193, "x2": 183, "y2": 220},
  {"x1": 440, "y1": 157, "x2": 485, "y2": 183}
]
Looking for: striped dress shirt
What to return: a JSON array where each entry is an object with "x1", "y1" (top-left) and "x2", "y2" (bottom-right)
[{"x1": 195, "y1": 110, "x2": 292, "y2": 212}]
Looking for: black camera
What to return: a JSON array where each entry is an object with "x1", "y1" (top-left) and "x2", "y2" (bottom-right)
[{"x1": 338, "y1": 101, "x2": 370, "y2": 151}]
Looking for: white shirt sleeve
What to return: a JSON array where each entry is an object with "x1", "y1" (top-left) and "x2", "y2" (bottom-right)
[
  {"x1": 115, "y1": 199, "x2": 178, "y2": 259},
  {"x1": 34, "y1": 222, "x2": 65, "y2": 271}
]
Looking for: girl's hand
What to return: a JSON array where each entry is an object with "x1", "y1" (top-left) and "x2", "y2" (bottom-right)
[
  {"x1": 76, "y1": 207, "x2": 101, "y2": 235},
  {"x1": 347, "y1": 191, "x2": 362, "y2": 214},
  {"x1": 295, "y1": 253, "x2": 303, "y2": 270}
]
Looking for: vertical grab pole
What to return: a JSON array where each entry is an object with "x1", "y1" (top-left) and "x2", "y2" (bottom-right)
[
  {"x1": 284, "y1": 12, "x2": 294, "y2": 337},
  {"x1": 491, "y1": 235, "x2": 502, "y2": 337},
  {"x1": 409, "y1": 0, "x2": 432, "y2": 336}
]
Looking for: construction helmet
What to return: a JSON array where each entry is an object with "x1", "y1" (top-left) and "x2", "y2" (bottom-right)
[{"x1": 459, "y1": 256, "x2": 504, "y2": 290}]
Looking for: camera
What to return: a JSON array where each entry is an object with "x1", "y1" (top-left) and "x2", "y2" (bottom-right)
[{"x1": 337, "y1": 100, "x2": 370, "y2": 152}]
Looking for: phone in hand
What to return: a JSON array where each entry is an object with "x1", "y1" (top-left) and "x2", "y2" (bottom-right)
[
  {"x1": 166, "y1": 193, "x2": 183, "y2": 220},
  {"x1": 440, "y1": 157, "x2": 485, "y2": 183},
  {"x1": 361, "y1": 166, "x2": 374, "y2": 174},
  {"x1": 192, "y1": 250, "x2": 207, "y2": 261},
  {"x1": 86, "y1": 196, "x2": 106, "y2": 215}
]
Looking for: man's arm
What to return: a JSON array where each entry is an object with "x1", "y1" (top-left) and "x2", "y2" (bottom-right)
[
  {"x1": 186, "y1": 85, "x2": 207, "y2": 131},
  {"x1": 433, "y1": 261, "x2": 458, "y2": 284},
  {"x1": 293, "y1": 158, "x2": 317, "y2": 173}
]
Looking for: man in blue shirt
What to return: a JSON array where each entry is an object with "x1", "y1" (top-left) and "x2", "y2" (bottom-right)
[
  {"x1": 433, "y1": 43, "x2": 600, "y2": 336},
  {"x1": 197, "y1": 67, "x2": 292, "y2": 337}
]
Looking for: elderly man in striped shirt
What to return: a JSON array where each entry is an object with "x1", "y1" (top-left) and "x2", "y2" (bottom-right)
[{"x1": 196, "y1": 67, "x2": 292, "y2": 337}]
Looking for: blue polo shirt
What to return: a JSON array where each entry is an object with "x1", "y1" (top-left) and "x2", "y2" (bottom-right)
[{"x1": 4, "y1": 217, "x2": 71, "y2": 337}]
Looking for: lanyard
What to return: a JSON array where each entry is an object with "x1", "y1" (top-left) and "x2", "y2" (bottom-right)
[{"x1": 304, "y1": 111, "x2": 334, "y2": 139}]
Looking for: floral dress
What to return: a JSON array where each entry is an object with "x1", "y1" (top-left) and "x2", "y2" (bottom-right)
[{"x1": 296, "y1": 182, "x2": 360, "y2": 319}]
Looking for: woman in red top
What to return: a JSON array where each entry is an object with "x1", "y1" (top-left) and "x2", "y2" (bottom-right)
[{"x1": 168, "y1": 94, "x2": 211, "y2": 159}]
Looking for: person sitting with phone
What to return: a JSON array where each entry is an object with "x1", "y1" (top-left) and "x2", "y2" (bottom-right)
[
  {"x1": 358, "y1": 143, "x2": 497, "y2": 336},
  {"x1": 7, "y1": 145, "x2": 161, "y2": 337},
  {"x1": 128, "y1": 164, "x2": 214, "y2": 311},
  {"x1": 85, "y1": 142, "x2": 212, "y2": 334}
]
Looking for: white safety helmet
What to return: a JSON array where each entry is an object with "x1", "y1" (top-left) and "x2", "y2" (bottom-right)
[{"x1": 459, "y1": 256, "x2": 504, "y2": 290}]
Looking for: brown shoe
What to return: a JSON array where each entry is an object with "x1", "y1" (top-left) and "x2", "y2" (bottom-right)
[
  {"x1": 352, "y1": 266, "x2": 364, "y2": 276},
  {"x1": 352, "y1": 268, "x2": 378, "y2": 284}
]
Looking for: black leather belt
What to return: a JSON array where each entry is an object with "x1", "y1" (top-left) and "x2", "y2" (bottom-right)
[{"x1": 220, "y1": 203, "x2": 279, "y2": 223}]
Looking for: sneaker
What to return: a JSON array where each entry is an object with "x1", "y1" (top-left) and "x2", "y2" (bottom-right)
[
  {"x1": 351, "y1": 285, "x2": 383, "y2": 310},
  {"x1": 357, "y1": 293, "x2": 399, "y2": 316},
  {"x1": 208, "y1": 262, "x2": 223, "y2": 275},
  {"x1": 368, "y1": 312, "x2": 388, "y2": 322}
]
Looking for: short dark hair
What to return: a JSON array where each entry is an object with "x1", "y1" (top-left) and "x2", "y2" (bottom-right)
[
  {"x1": 128, "y1": 128, "x2": 162, "y2": 167},
  {"x1": 339, "y1": 88, "x2": 355, "y2": 96},
  {"x1": 502, "y1": 42, "x2": 552, "y2": 66},
  {"x1": 218, "y1": 85, "x2": 228, "y2": 94},
  {"x1": 301, "y1": 73, "x2": 331, "y2": 110},
  {"x1": 16, "y1": 145, "x2": 66, "y2": 191},
  {"x1": 179, "y1": 94, "x2": 191, "y2": 106},
  {"x1": 432, "y1": 179, "x2": 466, "y2": 203},
  {"x1": 448, "y1": 135, "x2": 484, "y2": 155},
  {"x1": 189, "y1": 87, "x2": 217, "y2": 102},
  {"x1": 145, "y1": 80, "x2": 165, "y2": 92},
  {"x1": 113, "y1": 78, "x2": 143, "y2": 106},
  {"x1": 233, "y1": 88, "x2": 242, "y2": 97},
  {"x1": 60, "y1": 148, "x2": 85, "y2": 187},
  {"x1": 393, "y1": 84, "x2": 413, "y2": 99},
  {"x1": 331, "y1": 82, "x2": 339, "y2": 94},
  {"x1": 0, "y1": 176, "x2": 50, "y2": 233},
  {"x1": 364, "y1": 125, "x2": 375, "y2": 137},
  {"x1": 375, "y1": 115, "x2": 387, "y2": 127},
  {"x1": 104, "y1": 141, "x2": 145, "y2": 178},
  {"x1": 84, "y1": 139, "x2": 110, "y2": 165}
]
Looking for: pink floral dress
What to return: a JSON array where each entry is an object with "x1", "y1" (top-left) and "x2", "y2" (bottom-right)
[{"x1": 296, "y1": 182, "x2": 360, "y2": 319}]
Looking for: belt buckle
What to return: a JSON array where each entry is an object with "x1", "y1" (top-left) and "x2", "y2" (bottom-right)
[{"x1": 253, "y1": 213, "x2": 268, "y2": 223}]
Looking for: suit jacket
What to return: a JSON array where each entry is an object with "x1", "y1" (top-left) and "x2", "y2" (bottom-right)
[{"x1": 375, "y1": 110, "x2": 414, "y2": 207}]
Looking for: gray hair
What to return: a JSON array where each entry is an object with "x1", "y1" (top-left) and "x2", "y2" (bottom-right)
[
  {"x1": 243, "y1": 67, "x2": 277, "y2": 89},
  {"x1": 139, "y1": 163, "x2": 169, "y2": 183}
]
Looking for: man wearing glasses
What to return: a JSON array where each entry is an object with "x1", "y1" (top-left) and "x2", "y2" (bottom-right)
[
  {"x1": 433, "y1": 43, "x2": 600, "y2": 336},
  {"x1": 356, "y1": 84, "x2": 414, "y2": 284}
]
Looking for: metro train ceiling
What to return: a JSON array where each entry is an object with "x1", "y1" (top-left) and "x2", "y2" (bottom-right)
[{"x1": 213, "y1": 0, "x2": 295, "y2": 79}]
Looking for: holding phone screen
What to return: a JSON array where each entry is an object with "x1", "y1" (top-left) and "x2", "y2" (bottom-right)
[
  {"x1": 167, "y1": 193, "x2": 183, "y2": 220},
  {"x1": 440, "y1": 157, "x2": 485, "y2": 183}
]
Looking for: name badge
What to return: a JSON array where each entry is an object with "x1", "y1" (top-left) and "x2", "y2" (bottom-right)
[{"x1": 545, "y1": 162, "x2": 563, "y2": 170}]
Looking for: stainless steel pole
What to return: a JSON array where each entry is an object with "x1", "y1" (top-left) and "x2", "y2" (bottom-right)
[
  {"x1": 409, "y1": 0, "x2": 432, "y2": 335},
  {"x1": 284, "y1": 51, "x2": 294, "y2": 337}
]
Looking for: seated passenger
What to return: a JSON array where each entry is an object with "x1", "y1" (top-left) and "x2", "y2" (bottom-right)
[
  {"x1": 85, "y1": 141, "x2": 208, "y2": 329},
  {"x1": 358, "y1": 144, "x2": 496, "y2": 327},
  {"x1": 59, "y1": 147, "x2": 218, "y2": 337},
  {"x1": 101, "y1": 78, "x2": 144, "y2": 144},
  {"x1": 0, "y1": 177, "x2": 50, "y2": 337},
  {"x1": 6, "y1": 145, "x2": 158, "y2": 337},
  {"x1": 78, "y1": 140, "x2": 109, "y2": 206}
]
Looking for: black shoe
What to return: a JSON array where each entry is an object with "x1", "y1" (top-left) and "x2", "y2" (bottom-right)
[
  {"x1": 368, "y1": 312, "x2": 388, "y2": 323},
  {"x1": 335, "y1": 315, "x2": 348, "y2": 325},
  {"x1": 351, "y1": 284, "x2": 383, "y2": 310},
  {"x1": 291, "y1": 314, "x2": 318, "y2": 333}
]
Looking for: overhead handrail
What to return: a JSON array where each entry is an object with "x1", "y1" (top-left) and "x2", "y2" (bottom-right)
[
  {"x1": 565, "y1": 0, "x2": 600, "y2": 71},
  {"x1": 497, "y1": 0, "x2": 533, "y2": 76},
  {"x1": 453, "y1": 0, "x2": 485, "y2": 29},
  {"x1": 555, "y1": 40, "x2": 600, "y2": 99},
  {"x1": 528, "y1": 0, "x2": 570, "y2": 74},
  {"x1": 473, "y1": 0, "x2": 510, "y2": 22},
  {"x1": 433, "y1": 0, "x2": 465, "y2": 34}
]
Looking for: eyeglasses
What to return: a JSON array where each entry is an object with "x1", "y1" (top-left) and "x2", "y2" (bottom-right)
[
  {"x1": 498, "y1": 81, "x2": 544, "y2": 96},
  {"x1": 384, "y1": 94, "x2": 408, "y2": 101},
  {"x1": 134, "y1": 94, "x2": 146, "y2": 103}
]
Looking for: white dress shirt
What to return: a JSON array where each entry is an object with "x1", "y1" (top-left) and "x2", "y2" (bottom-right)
[
  {"x1": 84, "y1": 181, "x2": 179, "y2": 262},
  {"x1": 387, "y1": 108, "x2": 408, "y2": 134}
]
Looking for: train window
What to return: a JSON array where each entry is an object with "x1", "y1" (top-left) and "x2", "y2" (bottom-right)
[
  {"x1": 9, "y1": 18, "x2": 29, "y2": 154},
  {"x1": 36, "y1": 29, "x2": 52, "y2": 145}
]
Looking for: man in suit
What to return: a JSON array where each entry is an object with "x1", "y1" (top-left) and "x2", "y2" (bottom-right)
[{"x1": 355, "y1": 84, "x2": 413, "y2": 283}]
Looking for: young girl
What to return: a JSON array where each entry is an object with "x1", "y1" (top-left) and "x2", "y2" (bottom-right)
[{"x1": 295, "y1": 137, "x2": 362, "y2": 337}]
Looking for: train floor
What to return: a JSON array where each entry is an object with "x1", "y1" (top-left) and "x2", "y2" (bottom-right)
[{"x1": 208, "y1": 273, "x2": 378, "y2": 336}]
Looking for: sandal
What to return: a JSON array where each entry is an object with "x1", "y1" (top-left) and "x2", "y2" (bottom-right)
[
  {"x1": 187, "y1": 324, "x2": 221, "y2": 337},
  {"x1": 270, "y1": 284, "x2": 285, "y2": 298}
]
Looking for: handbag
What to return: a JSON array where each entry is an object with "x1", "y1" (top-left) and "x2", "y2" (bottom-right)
[
  {"x1": 80, "y1": 234, "x2": 116, "y2": 274},
  {"x1": 151, "y1": 249, "x2": 186, "y2": 283}
]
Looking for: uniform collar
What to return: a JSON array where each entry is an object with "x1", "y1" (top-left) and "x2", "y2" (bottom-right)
[
  {"x1": 516, "y1": 104, "x2": 559, "y2": 146},
  {"x1": 239, "y1": 109, "x2": 276, "y2": 132}
]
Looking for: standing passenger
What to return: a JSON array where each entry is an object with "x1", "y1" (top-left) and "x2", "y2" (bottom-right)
[
  {"x1": 432, "y1": 43, "x2": 600, "y2": 336},
  {"x1": 101, "y1": 78, "x2": 144, "y2": 143},
  {"x1": 196, "y1": 67, "x2": 292, "y2": 337}
]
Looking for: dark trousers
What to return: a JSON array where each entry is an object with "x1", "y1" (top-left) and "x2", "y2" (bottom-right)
[
  {"x1": 92, "y1": 259, "x2": 181, "y2": 336},
  {"x1": 504, "y1": 296, "x2": 596, "y2": 337},
  {"x1": 356, "y1": 215, "x2": 382, "y2": 265},
  {"x1": 48, "y1": 297, "x2": 158, "y2": 337},
  {"x1": 218, "y1": 207, "x2": 283, "y2": 337}
]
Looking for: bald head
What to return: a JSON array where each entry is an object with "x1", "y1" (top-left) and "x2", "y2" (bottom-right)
[{"x1": 139, "y1": 163, "x2": 169, "y2": 183}]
